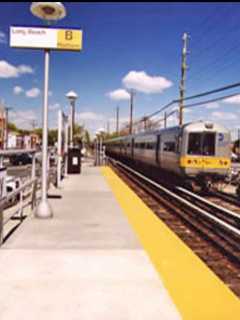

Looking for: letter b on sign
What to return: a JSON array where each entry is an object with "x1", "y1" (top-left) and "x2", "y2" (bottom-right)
[{"x1": 65, "y1": 30, "x2": 73, "y2": 41}]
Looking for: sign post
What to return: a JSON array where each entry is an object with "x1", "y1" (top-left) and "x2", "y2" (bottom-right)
[{"x1": 10, "y1": 25, "x2": 82, "y2": 218}]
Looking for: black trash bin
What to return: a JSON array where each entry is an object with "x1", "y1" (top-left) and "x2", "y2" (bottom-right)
[{"x1": 68, "y1": 147, "x2": 81, "y2": 174}]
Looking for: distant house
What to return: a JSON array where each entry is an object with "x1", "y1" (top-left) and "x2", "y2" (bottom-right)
[
  {"x1": 8, "y1": 131, "x2": 17, "y2": 149},
  {"x1": 7, "y1": 132, "x2": 40, "y2": 150}
]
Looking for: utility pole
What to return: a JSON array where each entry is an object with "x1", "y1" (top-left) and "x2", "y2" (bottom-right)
[
  {"x1": 238, "y1": 129, "x2": 240, "y2": 160},
  {"x1": 179, "y1": 32, "x2": 189, "y2": 126},
  {"x1": 30, "y1": 119, "x2": 37, "y2": 130},
  {"x1": 107, "y1": 120, "x2": 110, "y2": 135},
  {"x1": 143, "y1": 116, "x2": 148, "y2": 131},
  {"x1": 4, "y1": 106, "x2": 12, "y2": 149},
  {"x1": 116, "y1": 105, "x2": 119, "y2": 135},
  {"x1": 129, "y1": 89, "x2": 135, "y2": 134},
  {"x1": 164, "y1": 112, "x2": 167, "y2": 128}
]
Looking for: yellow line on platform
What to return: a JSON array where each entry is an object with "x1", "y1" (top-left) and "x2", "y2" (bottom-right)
[{"x1": 101, "y1": 166, "x2": 240, "y2": 320}]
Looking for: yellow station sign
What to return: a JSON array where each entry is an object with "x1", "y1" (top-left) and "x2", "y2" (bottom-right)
[{"x1": 10, "y1": 26, "x2": 82, "y2": 51}]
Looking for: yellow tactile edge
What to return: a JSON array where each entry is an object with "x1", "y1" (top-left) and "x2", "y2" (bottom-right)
[{"x1": 101, "y1": 166, "x2": 240, "y2": 320}]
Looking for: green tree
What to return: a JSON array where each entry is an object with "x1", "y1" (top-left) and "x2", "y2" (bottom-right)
[
  {"x1": 48, "y1": 129, "x2": 58, "y2": 146},
  {"x1": 33, "y1": 128, "x2": 43, "y2": 140},
  {"x1": 7, "y1": 122, "x2": 18, "y2": 132}
]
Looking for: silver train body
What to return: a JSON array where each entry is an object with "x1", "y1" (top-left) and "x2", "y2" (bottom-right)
[{"x1": 105, "y1": 121, "x2": 231, "y2": 185}]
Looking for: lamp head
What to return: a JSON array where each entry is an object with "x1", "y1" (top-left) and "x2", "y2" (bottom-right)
[
  {"x1": 66, "y1": 90, "x2": 78, "y2": 103},
  {"x1": 30, "y1": 2, "x2": 66, "y2": 21},
  {"x1": 98, "y1": 127, "x2": 105, "y2": 135}
]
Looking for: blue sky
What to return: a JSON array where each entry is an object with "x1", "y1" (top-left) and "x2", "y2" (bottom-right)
[{"x1": 0, "y1": 2, "x2": 240, "y2": 139}]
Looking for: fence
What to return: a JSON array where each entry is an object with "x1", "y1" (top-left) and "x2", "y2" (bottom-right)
[{"x1": 0, "y1": 148, "x2": 59, "y2": 246}]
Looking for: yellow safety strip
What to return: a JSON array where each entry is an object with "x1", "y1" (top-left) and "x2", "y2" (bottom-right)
[
  {"x1": 180, "y1": 156, "x2": 231, "y2": 169},
  {"x1": 101, "y1": 166, "x2": 240, "y2": 320}
]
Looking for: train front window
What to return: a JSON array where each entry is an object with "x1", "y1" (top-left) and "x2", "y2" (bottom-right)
[
  {"x1": 188, "y1": 132, "x2": 215, "y2": 156},
  {"x1": 202, "y1": 133, "x2": 215, "y2": 156},
  {"x1": 188, "y1": 133, "x2": 201, "y2": 155}
]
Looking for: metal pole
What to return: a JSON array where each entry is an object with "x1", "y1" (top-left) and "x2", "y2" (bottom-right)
[
  {"x1": 69, "y1": 99, "x2": 75, "y2": 148},
  {"x1": 4, "y1": 107, "x2": 11, "y2": 149},
  {"x1": 129, "y1": 90, "x2": 134, "y2": 134},
  {"x1": 70, "y1": 102, "x2": 73, "y2": 148},
  {"x1": 57, "y1": 110, "x2": 62, "y2": 187},
  {"x1": 35, "y1": 49, "x2": 53, "y2": 219},
  {"x1": 64, "y1": 115, "x2": 69, "y2": 176},
  {"x1": 164, "y1": 112, "x2": 167, "y2": 128},
  {"x1": 95, "y1": 137, "x2": 98, "y2": 166},
  {"x1": 31, "y1": 152, "x2": 36, "y2": 180},
  {"x1": 99, "y1": 135, "x2": 102, "y2": 166},
  {"x1": 179, "y1": 32, "x2": 189, "y2": 126},
  {"x1": 238, "y1": 129, "x2": 240, "y2": 160},
  {"x1": 116, "y1": 105, "x2": 119, "y2": 134},
  {"x1": 5, "y1": 108, "x2": 8, "y2": 149}
]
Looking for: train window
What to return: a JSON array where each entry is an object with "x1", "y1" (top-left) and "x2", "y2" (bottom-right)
[
  {"x1": 163, "y1": 141, "x2": 175, "y2": 152},
  {"x1": 140, "y1": 142, "x2": 145, "y2": 149},
  {"x1": 202, "y1": 133, "x2": 215, "y2": 156},
  {"x1": 188, "y1": 133, "x2": 201, "y2": 155},
  {"x1": 188, "y1": 132, "x2": 215, "y2": 155}
]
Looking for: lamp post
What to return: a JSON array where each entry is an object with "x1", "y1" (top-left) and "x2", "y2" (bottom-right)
[
  {"x1": 66, "y1": 90, "x2": 78, "y2": 148},
  {"x1": 97, "y1": 128, "x2": 105, "y2": 166},
  {"x1": 30, "y1": 2, "x2": 66, "y2": 219},
  {"x1": 4, "y1": 106, "x2": 12, "y2": 149}
]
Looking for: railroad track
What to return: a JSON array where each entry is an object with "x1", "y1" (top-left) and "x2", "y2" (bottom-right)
[
  {"x1": 108, "y1": 158, "x2": 240, "y2": 297},
  {"x1": 209, "y1": 189, "x2": 240, "y2": 208}
]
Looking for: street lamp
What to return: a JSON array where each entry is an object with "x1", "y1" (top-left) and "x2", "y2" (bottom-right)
[
  {"x1": 30, "y1": 2, "x2": 66, "y2": 219},
  {"x1": 4, "y1": 106, "x2": 13, "y2": 149},
  {"x1": 97, "y1": 128, "x2": 105, "y2": 166},
  {"x1": 66, "y1": 90, "x2": 78, "y2": 148}
]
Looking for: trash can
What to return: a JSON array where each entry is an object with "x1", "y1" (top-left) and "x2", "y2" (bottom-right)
[{"x1": 67, "y1": 147, "x2": 81, "y2": 174}]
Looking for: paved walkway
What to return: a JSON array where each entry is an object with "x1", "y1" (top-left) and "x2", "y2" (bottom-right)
[{"x1": 0, "y1": 162, "x2": 180, "y2": 320}]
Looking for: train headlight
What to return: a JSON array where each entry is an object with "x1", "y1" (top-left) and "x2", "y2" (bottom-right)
[{"x1": 204, "y1": 122, "x2": 213, "y2": 129}]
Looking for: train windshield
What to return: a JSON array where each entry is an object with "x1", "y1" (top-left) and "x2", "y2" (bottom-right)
[{"x1": 188, "y1": 132, "x2": 215, "y2": 156}]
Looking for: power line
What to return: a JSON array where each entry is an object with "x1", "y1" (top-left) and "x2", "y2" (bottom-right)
[
  {"x1": 133, "y1": 81, "x2": 240, "y2": 129},
  {"x1": 184, "y1": 91, "x2": 240, "y2": 109},
  {"x1": 182, "y1": 81, "x2": 240, "y2": 102}
]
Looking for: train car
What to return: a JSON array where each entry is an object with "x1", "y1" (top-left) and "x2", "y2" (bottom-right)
[{"x1": 105, "y1": 120, "x2": 231, "y2": 190}]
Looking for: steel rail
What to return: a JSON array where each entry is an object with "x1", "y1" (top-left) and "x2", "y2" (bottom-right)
[
  {"x1": 176, "y1": 186, "x2": 240, "y2": 222},
  {"x1": 111, "y1": 159, "x2": 240, "y2": 238}
]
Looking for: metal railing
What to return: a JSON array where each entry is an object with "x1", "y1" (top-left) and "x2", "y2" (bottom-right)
[
  {"x1": 0, "y1": 177, "x2": 38, "y2": 245},
  {"x1": 0, "y1": 147, "x2": 60, "y2": 246}
]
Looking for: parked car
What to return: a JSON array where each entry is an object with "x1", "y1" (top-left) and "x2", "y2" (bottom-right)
[
  {"x1": 10, "y1": 153, "x2": 33, "y2": 166},
  {"x1": 6, "y1": 175, "x2": 21, "y2": 204}
]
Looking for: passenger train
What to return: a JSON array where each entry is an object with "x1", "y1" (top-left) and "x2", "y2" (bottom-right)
[{"x1": 105, "y1": 121, "x2": 231, "y2": 190}]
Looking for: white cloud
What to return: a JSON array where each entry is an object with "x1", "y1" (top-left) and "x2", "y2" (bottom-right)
[
  {"x1": 122, "y1": 70, "x2": 172, "y2": 94},
  {"x1": 184, "y1": 108, "x2": 192, "y2": 113},
  {"x1": 9, "y1": 109, "x2": 38, "y2": 129},
  {"x1": 13, "y1": 86, "x2": 23, "y2": 95},
  {"x1": 106, "y1": 89, "x2": 130, "y2": 101},
  {"x1": 76, "y1": 112, "x2": 104, "y2": 121},
  {"x1": 17, "y1": 65, "x2": 34, "y2": 75},
  {"x1": 49, "y1": 103, "x2": 60, "y2": 111},
  {"x1": 0, "y1": 31, "x2": 6, "y2": 44},
  {"x1": 26, "y1": 87, "x2": 41, "y2": 98},
  {"x1": 0, "y1": 60, "x2": 34, "y2": 78},
  {"x1": 204, "y1": 102, "x2": 220, "y2": 109},
  {"x1": 211, "y1": 111, "x2": 237, "y2": 120},
  {"x1": 223, "y1": 94, "x2": 240, "y2": 104}
]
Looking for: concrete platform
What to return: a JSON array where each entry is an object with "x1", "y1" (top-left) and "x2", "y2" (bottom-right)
[{"x1": 0, "y1": 162, "x2": 180, "y2": 320}]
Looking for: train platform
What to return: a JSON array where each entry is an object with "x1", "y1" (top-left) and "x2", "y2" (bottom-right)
[{"x1": 0, "y1": 161, "x2": 239, "y2": 319}]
